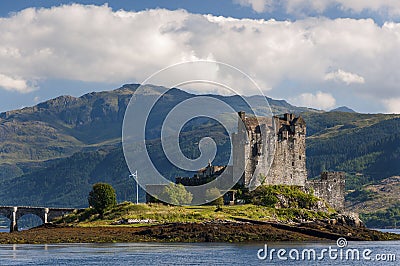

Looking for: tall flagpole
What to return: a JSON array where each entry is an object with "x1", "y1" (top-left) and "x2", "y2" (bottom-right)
[{"x1": 129, "y1": 170, "x2": 139, "y2": 204}]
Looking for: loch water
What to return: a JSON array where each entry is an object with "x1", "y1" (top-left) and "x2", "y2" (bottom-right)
[{"x1": 0, "y1": 240, "x2": 398, "y2": 265}]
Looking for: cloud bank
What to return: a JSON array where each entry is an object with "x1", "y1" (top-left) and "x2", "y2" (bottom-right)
[
  {"x1": 234, "y1": 0, "x2": 400, "y2": 16},
  {"x1": 290, "y1": 91, "x2": 336, "y2": 110},
  {"x1": 0, "y1": 4, "x2": 400, "y2": 112},
  {"x1": 324, "y1": 69, "x2": 365, "y2": 85},
  {"x1": 234, "y1": 0, "x2": 273, "y2": 13},
  {"x1": 0, "y1": 74, "x2": 35, "y2": 93},
  {"x1": 382, "y1": 98, "x2": 400, "y2": 114}
]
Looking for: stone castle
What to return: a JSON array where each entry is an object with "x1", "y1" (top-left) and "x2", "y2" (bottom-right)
[
  {"x1": 162, "y1": 111, "x2": 345, "y2": 210},
  {"x1": 231, "y1": 111, "x2": 345, "y2": 210},
  {"x1": 176, "y1": 112, "x2": 345, "y2": 211}
]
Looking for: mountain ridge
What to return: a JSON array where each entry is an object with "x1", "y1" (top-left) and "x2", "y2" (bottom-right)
[{"x1": 0, "y1": 83, "x2": 316, "y2": 164}]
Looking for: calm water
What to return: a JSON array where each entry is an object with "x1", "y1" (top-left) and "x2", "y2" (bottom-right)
[
  {"x1": 375, "y1": 228, "x2": 400, "y2": 234},
  {"x1": 0, "y1": 229, "x2": 398, "y2": 265},
  {"x1": 0, "y1": 241, "x2": 398, "y2": 265}
]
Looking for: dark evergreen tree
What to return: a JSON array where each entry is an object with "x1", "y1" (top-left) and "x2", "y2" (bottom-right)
[{"x1": 88, "y1": 183, "x2": 117, "y2": 216}]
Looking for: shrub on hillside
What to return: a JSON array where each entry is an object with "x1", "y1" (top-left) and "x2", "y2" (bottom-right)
[{"x1": 249, "y1": 185, "x2": 320, "y2": 209}]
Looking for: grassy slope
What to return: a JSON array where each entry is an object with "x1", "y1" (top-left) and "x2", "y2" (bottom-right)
[
  {"x1": 58, "y1": 202, "x2": 332, "y2": 227},
  {"x1": 1, "y1": 201, "x2": 398, "y2": 244}
]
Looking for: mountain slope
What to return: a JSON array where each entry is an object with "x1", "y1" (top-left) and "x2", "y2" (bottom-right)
[
  {"x1": 303, "y1": 112, "x2": 400, "y2": 180},
  {"x1": 0, "y1": 147, "x2": 134, "y2": 207}
]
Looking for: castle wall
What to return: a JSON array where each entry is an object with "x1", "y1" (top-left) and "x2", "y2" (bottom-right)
[
  {"x1": 232, "y1": 128, "x2": 246, "y2": 186},
  {"x1": 306, "y1": 172, "x2": 345, "y2": 211}
]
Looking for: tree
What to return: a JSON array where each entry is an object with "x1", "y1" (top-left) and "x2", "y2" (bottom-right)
[
  {"x1": 205, "y1": 187, "x2": 224, "y2": 206},
  {"x1": 161, "y1": 183, "x2": 193, "y2": 205},
  {"x1": 88, "y1": 183, "x2": 117, "y2": 216}
]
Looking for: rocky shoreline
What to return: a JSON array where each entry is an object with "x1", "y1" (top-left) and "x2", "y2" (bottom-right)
[{"x1": 0, "y1": 220, "x2": 399, "y2": 244}]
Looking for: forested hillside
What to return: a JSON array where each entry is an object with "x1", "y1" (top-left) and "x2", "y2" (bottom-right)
[{"x1": 304, "y1": 112, "x2": 400, "y2": 181}]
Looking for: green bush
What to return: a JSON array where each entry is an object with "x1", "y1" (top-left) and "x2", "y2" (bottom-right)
[
  {"x1": 161, "y1": 183, "x2": 193, "y2": 205},
  {"x1": 88, "y1": 183, "x2": 117, "y2": 216},
  {"x1": 250, "y1": 186, "x2": 278, "y2": 207},
  {"x1": 249, "y1": 185, "x2": 320, "y2": 209}
]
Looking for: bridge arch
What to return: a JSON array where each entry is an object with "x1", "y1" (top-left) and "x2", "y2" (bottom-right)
[
  {"x1": 0, "y1": 206, "x2": 80, "y2": 232},
  {"x1": 0, "y1": 209, "x2": 11, "y2": 231},
  {"x1": 0, "y1": 208, "x2": 12, "y2": 220},
  {"x1": 16, "y1": 213, "x2": 45, "y2": 231}
]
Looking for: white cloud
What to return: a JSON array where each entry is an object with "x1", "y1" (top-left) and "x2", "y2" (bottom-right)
[
  {"x1": 0, "y1": 74, "x2": 35, "y2": 93},
  {"x1": 382, "y1": 98, "x2": 400, "y2": 114},
  {"x1": 233, "y1": 0, "x2": 273, "y2": 13},
  {"x1": 234, "y1": 0, "x2": 400, "y2": 16},
  {"x1": 290, "y1": 91, "x2": 336, "y2": 110},
  {"x1": 0, "y1": 4, "x2": 400, "y2": 110},
  {"x1": 324, "y1": 69, "x2": 365, "y2": 85}
]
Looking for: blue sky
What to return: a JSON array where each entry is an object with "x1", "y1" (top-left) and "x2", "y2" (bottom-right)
[
  {"x1": 1, "y1": 0, "x2": 400, "y2": 113},
  {"x1": 0, "y1": 0, "x2": 393, "y2": 24}
]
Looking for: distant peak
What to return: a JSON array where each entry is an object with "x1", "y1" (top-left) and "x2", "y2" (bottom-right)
[
  {"x1": 330, "y1": 106, "x2": 356, "y2": 113},
  {"x1": 117, "y1": 83, "x2": 140, "y2": 92}
]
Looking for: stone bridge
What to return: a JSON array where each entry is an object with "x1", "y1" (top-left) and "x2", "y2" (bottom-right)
[{"x1": 0, "y1": 206, "x2": 81, "y2": 232}]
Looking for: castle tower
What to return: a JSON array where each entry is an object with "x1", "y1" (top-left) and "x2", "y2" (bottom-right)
[
  {"x1": 265, "y1": 113, "x2": 307, "y2": 186},
  {"x1": 232, "y1": 112, "x2": 307, "y2": 188}
]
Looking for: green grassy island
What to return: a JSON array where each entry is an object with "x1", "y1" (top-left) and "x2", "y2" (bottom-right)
[{"x1": 1, "y1": 200, "x2": 399, "y2": 244}]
